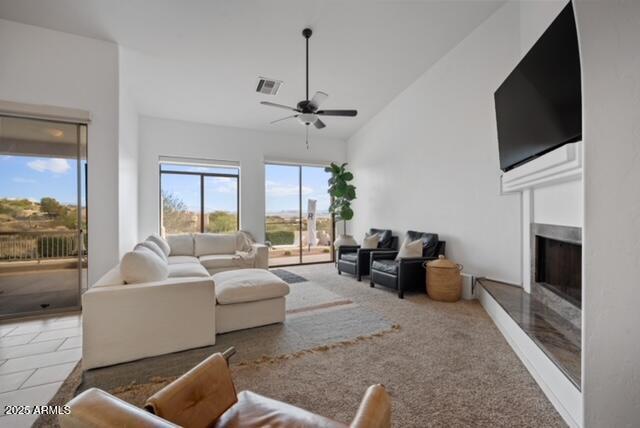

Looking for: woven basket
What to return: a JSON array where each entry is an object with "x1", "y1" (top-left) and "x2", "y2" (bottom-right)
[{"x1": 424, "y1": 255, "x2": 463, "y2": 302}]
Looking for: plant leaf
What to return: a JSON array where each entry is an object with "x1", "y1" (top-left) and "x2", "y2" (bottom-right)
[
  {"x1": 342, "y1": 172, "x2": 353, "y2": 181},
  {"x1": 345, "y1": 186, "x2": 356, "y2": 200},
  {"x1": 340, "y1": 206, "x2": 354, "y2": 220}
]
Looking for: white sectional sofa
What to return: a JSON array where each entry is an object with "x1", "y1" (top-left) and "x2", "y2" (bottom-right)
[
  {"x1": 82, "y1": 232, "x2": 287, "y2": 370},
  {"x1": 166, "y1": 232, "x2": 268, "y2": 275}
]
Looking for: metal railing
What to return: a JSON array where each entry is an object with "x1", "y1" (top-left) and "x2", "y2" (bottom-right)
[{"x1": 0, "y1": 231, "x2": 85, "y2": 262}]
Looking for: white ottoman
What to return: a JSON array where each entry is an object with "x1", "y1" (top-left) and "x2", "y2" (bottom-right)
[{"x1": 212, "y1": 269, "x2": 290, "y2": 333}]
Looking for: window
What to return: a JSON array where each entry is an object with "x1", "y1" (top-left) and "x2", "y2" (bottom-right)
[
  {"x1": 160, "y1": 162, "x2": 239, "y2": 235},
  {"x1": 265, "y1": 163, "x2": 334, "y2": 266}
]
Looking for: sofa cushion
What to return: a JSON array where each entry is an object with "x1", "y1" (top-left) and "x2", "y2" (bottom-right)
[
  {"x1": 212, "y1": 269, "x2": 289, "y2": 305},
  {"x1": 168, "y1": 255, "x2": 200, "y2": 265},
  {"x1": 147, "y1": 233, "x2": 171, "y2": 257},
  {"x1": 120, "y1": 247, "x2": 169, "y2": 284},
  {"x1": 195, "y1": 233, "x2": 237, "y2": 256},
  {"x1": 167, "y1": 234, "x2": 195, "y2": 256},
  {"x1": 135, "y1": 241, "x2": 168, "y2": 263},
  {"x1": 199, "y1": 254, "x2": 240, "y2": 270},
  {"x1": 168, "y1": 263, "x2": 210, "y2": 278},
  {"x1": 372, "y1": 259, "x2": 398, "y2": 275}
]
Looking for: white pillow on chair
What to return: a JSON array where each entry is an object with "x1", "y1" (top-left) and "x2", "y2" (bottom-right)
[
  {"x1": 120, "y1": 247, "x2": 169, "y2": 284},
  {"x1": 395, "y1": 239, "x2": 422, "y2": 260},
  {"x1": 362, "y1": 233, "x2": 380, "y2": 249}
]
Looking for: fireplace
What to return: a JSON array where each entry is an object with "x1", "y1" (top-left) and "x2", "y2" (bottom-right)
[{"x1": 531, "y1": 223, "x2": 582, "y2": 308}]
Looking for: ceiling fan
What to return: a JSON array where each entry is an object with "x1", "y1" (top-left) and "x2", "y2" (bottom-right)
[{"x1": 260, "y1": 28, "x2": 358, "y2": 131}]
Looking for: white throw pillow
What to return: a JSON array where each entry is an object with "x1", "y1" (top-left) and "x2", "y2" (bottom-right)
[
  {"x1": 167, "y1": 234, "x2": 195, "y2": 256},
  {"x1": 135, "y1": 241, "x2": 168, "y2": 263},
  {"x1": 362, "y1": 233, "x2": 380, "y2": 249},
  {"x1": 395, "y1": 239, "x2": 423, "y2": 260},
  {"x1": 120, "y1": 247, "x2": 169, "y2": 284},
  {"x1": 147, "y1": 233, "x2": 171, "y2": 257}
]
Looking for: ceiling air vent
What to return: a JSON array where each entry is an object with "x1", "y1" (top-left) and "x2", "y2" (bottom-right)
[{"x1": 256, "y1": 77, "x2": 283, "y2": 95}]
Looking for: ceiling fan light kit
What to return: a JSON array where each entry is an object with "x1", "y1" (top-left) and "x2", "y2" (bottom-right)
[{"x1": 260, "y1": 27, "x2": 358, "y2": 148}]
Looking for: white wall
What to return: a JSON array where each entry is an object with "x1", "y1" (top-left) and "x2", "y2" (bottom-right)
[
  {"x1": 137, "y1": 116, "x2": 346, "y2": 242},
  {"x1": 0, "y1": 19, "x2": 119, "y2": 284},
  {"x1": 118, "y1": 47, "x2": 139, "y2": 256},
  {"x1": 347, "y1": 1, "x2": 566, "y2": 283},
  {"x1": 573, "y1": 1, "x2": 640, "y2": 426},
  {"x1": 533, "y1": 180, "x2": 582, "y2": 228}
]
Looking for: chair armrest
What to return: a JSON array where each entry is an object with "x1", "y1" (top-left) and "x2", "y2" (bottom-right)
[
  {"x1": 59, "y1": 388, "x2": 178, "y2": 428},
  {"x1": 398, "y1": 256, "x2": 439, "y2": 265},
  {"x1": 370, "y1": 251, "x2": 398, "y2": 261},
  {"x1": 350, "y1": 384, "x2": 391, "y2": 428},
  {"x1": 251, "y1": 243, "x2": 268, "y2": 269},
  {"x1": 145, "y1": 352, "x2": 238, "y2": 427}
]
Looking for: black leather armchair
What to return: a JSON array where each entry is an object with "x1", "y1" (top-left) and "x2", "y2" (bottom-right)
[
  {"x1": 369, "y1": 231, "x2": 446, "y2": 299},
  {"x1": 337, "y1": 229, "x2": 398, "y2": 281}
]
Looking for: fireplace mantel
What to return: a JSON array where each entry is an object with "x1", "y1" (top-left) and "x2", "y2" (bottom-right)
[{"x1": 501, "y1": 142, "x2": 583, "y2": 193}]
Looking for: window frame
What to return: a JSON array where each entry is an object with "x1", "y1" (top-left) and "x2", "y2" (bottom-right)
[{"x1": 159, "y1": 163, "x2": 240, "y2": 234}]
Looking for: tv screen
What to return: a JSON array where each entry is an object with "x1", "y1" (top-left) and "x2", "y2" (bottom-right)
[{"x1": 494, "y1": 2, "x2": 582, "y2": 172}]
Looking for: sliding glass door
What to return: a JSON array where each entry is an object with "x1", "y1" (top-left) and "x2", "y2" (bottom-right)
[
  {"x1": 265, "y1": 163, "x2": 333, "y2": 266},
  {"x1": 0, "y1": 116, "x2": 87, "y2": 319}
]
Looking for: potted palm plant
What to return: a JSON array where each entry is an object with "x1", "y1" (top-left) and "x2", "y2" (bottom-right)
[{"x1": 325, "y1": 162, "x2": 357, "y2": 248}]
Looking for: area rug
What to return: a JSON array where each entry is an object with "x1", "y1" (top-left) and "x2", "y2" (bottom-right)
[
  {"x1": 37, "y1": 264, "x2": 566, "y2": 427},
  {"x1": 270, "y1": 268, "x2": 308, "y2": 284},
  {"x1": 286, "y1": 280, "x2": 352, "y2": 314}
]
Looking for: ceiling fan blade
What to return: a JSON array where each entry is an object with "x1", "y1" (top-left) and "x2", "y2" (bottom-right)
[
  {"x1": 261, "y1": 101, "x2": 300, "y2": 112},
  {"x1": 308, "y1": 91, "x2": 328, "y2": 111},
  {"x1": 270, "y1": 115, "x2": 298, "y2": 124},
  {"x1": 316, "y1": 109, "x2": 358, "y2": 117},
  {"x1": 314, "y1": 118, "x2": 326, "y2": 129}
]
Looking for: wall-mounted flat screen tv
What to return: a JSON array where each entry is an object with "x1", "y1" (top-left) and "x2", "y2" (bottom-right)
[{"x1": 494, "y1": 2, "x2": 582, "y2": 172}]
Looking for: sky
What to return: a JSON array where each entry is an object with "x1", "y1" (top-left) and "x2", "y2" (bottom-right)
[
  {"x1": 0, "y1": 155, "x2": 80, "y2": 204},
  {"x1": 265, "y1": 164, "x2": 331, "y2": 214}
]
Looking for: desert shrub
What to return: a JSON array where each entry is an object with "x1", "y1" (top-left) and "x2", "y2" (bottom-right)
[
  {"x1": 266, "y1": 230, "x2": 294, "y2": 245},
  {"x1": 207, "y1": 211, "x2": 237, "y2": 233}
]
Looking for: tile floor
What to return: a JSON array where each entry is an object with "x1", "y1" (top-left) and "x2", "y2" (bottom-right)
[{"x1": 0, "y1": 312, "x2": 82, "y2": 428}]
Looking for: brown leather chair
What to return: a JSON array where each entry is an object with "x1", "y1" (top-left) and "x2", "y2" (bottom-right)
[{"x1": 60, "y1": 349, "x2": 391, "y2": 428}]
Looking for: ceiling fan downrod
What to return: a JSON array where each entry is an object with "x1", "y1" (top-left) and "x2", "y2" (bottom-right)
[{"x1": 303, "y1": 28, "x2": 312, "y2": 101}]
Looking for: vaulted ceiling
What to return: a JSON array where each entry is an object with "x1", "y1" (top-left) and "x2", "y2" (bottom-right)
[{"x1": 0, "y1": 0, "x2": 505, "y2": 139}]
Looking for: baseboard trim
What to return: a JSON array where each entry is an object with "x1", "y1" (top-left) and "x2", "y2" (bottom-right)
[{"x1": 478, "y1": 286, "x2": 582, "y2": 427}]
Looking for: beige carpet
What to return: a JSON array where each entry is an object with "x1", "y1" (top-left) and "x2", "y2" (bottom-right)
[{"x1": 37, "y1": 264, "x2": 565, "y2": 427}]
